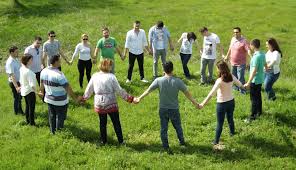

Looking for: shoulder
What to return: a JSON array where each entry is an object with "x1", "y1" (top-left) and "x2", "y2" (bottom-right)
[
  {"x1": 43, "y1": 41, "x2": 50, "y2": 46},
  {"x1": 140, "y1": 29, "x2": 146, "y2": 33}
]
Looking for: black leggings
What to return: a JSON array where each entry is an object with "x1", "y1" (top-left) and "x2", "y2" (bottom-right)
[
  {"x1": 24, "y1": 92, "x2": 36, "y2": 125},
  {"x1": 78, "y1": 59, "x2": 92, "y2": 88},
  {"x1": 99, "y1": 112, "x2": 123, "y2": 144}
]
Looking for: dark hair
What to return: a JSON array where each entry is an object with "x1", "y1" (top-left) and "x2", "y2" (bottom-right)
[
  {"x1": 233, "y1": 27, "x2": 241, "y2": 32},
  {"x1": 267, "y1": 38, "x2": 282, "y2": 57},
  {"x1": 49, "y1": 54, "x2": 60, "y2": 65},
  {"x1": 156, "y1": 21, "x2": 164, "y2": 28},
  {"x1": 9, "y1": 46, "x2": 18, "y2": 53},
  {"x1": 199, "y1": 27, "x2": 208, "y2": 33},
  {"x1": 187, "y1": 32, "x2": 197, "y2": 41},
  {"x1": 101, "y1": 27, "x2": 109, "y2": 32},
  {"x1": 163, "y1": 61, "x2": 173, "y2": 74},
  {"x1": 21, "y1": 54, "x2": 33, "y2": 66},
  {"x1": 251, "y1": 39, "x2": 260, "y2": 48},
  {"x1": 134, "y1": 20, "x2": 141, "y2": 24},
  {"x1": 48, "y1": 30, "x2": 55, "y2": 36},
  {"x1": 35, "y1": 36, "x2": 42, "y2": 41},
  {"x1": 216, "y1": 60, "x2": 233, "y2": 83}
]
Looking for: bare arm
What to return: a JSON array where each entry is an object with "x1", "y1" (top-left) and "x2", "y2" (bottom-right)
[
  {"x1": 183, "y1": 90, "x2": 199, "y2": 109},
  {"x1": 59, "y1": 49, "x2": 70, "y2": 64},
  {"x1": 244, "y1": 67, "x2": 257, "y2": 88},
  {"x1": 10, "y1": 75, "x2": 20, "y2": 92}
]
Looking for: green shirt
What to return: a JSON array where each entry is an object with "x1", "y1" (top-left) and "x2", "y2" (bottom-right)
[
  {"x1": 250, "y1": 51, "x2": 266, "y2": 84},
  {"x1": 96, "y1": 37, "x2": 117, "y2": 60}
]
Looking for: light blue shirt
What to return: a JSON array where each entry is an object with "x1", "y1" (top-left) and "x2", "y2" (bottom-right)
[
  {"x1": 5, "y1": 56, "x2": 21, "y2": 82},
  {"x1": 148, "y1": 25, "x2": 170, "y2": 51}
]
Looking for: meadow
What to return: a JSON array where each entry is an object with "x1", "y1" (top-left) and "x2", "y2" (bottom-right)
[{"x1": 0, "y1": 0, "x2": 296, "y2": 169}]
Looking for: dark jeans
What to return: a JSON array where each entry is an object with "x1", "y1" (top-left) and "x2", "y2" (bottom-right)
[
  {"x1": 48, "y1": 104, "x2": 68, "y2": 134},
  {"x1": 127, "y1": 52, "x2": 144, "y2": 80},
  {"x1": 264, "y1": 72, "x2": 280, "y2": 100},
  {"x1": 232, "y1": 64, "x2": 246, "y2": 93},
  {"x1": 214, "y1": 99, "x2": 235, "y2": 144},
  {"x1": 180, "y1": 53, "x2": 192, "y2": 78},
  {"x1": 250, "y1": 83, "x2": 262, "y2": 119},
  {"x1": 98, "y1": 112, "x2": 123, "y2": 144},
  {"x1": 9, "y1": 82, "x2": 23, "y2": 114},
  {"x1": 159, "y1": 108, "x2": 185, "y2": 149},
  {"x1": 78, "y1": 59, "x2": 92, "y2": 88},
  {"x1": 24, "y1": 92, "x2": 36, "y2": 125},
  {"x1": 35, "y1": 71, "x2": 41, "y2": 86}
]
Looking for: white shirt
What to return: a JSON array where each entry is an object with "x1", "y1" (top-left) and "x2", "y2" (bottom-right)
[
  {"x1": 201, "y1": 33, "x2": 220, "y2": 59},
  {"x1": 24, "y1": 44, "x2": 43, "y2": 73},
  {"x1": 20, "y1": 65, "x2": 37, "y2": 96},
  {"x1": 71, "y1": 43, "x2": 92, "y2": 61},
  {"x1": 265, "y1": 50, "x2": 281, "y2": 74},
  {"x1": 125, "y1": 29, "x2": 148, "y2": 55},
  {"x1": 5, "y1": 56, "x2": 21, "y2": 82},
  {"x1": 179, "y1": 33, "x2": 196, "y2": 54}
]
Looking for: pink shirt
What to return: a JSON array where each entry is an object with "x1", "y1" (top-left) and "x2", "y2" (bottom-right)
[{"x1": 229, "y1": 37, "x2": 249, "y2": 66}]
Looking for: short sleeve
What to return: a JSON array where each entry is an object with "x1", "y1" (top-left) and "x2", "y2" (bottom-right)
[
  {"x1": 58, "y1": 74, "x2": 69, "y2": 87},
  {"x1": 96, "y1": 39, "x2": 102, "y2": 48},
  {"x1": 43, "y1": 43, "x2": 47, "y2": 52},
  {"x1": 165, "y1": 27, "x2": 170, "y2": 38},
  {"x1": 113, "y1": 38, "x2": 117, "y2": 48},
  {"x1": 215, "y1": 35, "x2": 220, "y2": 44},
  {"x1": 6, "y1": 62, "x2": 13, "y2": 74},
  {"x1": 148, "y1": 79, "x2": 159, "y2": 91},
  {"x1": 244, "y1": 40, "x2": 250, "y2": 51},
  {"x1": 178, "y1": 79, "x2": 187, "y2": 92},
  {"x1": 57, "y1": 41, "x2": 61, "y2": 50}
]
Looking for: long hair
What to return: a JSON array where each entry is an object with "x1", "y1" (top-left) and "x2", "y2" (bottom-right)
[
  {"x1": 267, "y1": 38, "x2": 282, "y2": 57},
  {"x1": 216, "y1": 60, "x2": 233, "y2": 83}
]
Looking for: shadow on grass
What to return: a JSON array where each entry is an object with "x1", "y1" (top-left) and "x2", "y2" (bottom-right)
[{"x1": 274, "y1": 112, "x2": 296, "y2": 129}]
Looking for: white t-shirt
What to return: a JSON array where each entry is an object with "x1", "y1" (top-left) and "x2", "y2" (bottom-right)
[
  {"x1": 201, "y1": 33, "x2": 220, "y2": 59},
  {"x1": 71, "y1": 43, "x2": 91, "y2": 61},
  {"x1": 20, "y1": 65, "x2": 37, "y2": 96},
  {"x1": 265, "y1": 50, "x2": 281, "y2": 74},
  {"x1": 179, "y1": 33, "x2": 196, "y2": 54}
]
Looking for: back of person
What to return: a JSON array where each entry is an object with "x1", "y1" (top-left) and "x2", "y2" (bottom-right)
[
  {"x1": 216, "y1": 78, "x2": 234, "y2": 103},
  {"x1": 251, "y1": 51, "x2": 265, "y2": 84},
  {"x1": 19, "y1": 66, "x2": 36, "y2": 96}
]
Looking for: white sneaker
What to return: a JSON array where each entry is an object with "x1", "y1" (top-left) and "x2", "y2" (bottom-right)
[
  {"x1": 126, "y1": 79, "x2": 131, "y2": 83},
  {"x1": 141, "y1": 79, "x2": 149, "y2": 83}
]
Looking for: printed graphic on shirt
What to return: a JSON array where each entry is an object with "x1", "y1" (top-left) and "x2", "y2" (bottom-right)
[
  {"x1": 104, "y1": 40, "x2": 114, "y2": 48},
  {"x1": 204, "y1": 42, "x2": 213, "y2": 56},
  {"x1": 156, "y1": 29, "x2": 164, "y2": 42}
]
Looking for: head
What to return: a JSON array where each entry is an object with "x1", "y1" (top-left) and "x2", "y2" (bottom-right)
[
  {"x1": 9, "y1": 46, "x2": 18, "y2": 57},
  {"x1": 163, "y1": 61, "x2": 174, "y2": 74},
  {"x1": 250, "y1": 39, "x2": 260, "y2": 51},
  {"x1": 81, "y1": 34, "x2": 89, "y2": 43},
  {"x1": 133, "y1": 20, "x2": 141, "y2": 31},
  {"x1": 187, "y1": 32, "x2": 197, "y2": 42},
  {"x1": 99, "y1": 59, "x2": 113, "y2": 73},
  {"x1": 199, "y1": 27, "x2": 208, "y2": 36},
  {"x1": 48, "y1": 30, "x2": 56, "y2": 41},
  {"x1": 21, "y1": 54, "x2": 33, "y2": 67},
  {"x1": 216, "y1": 60, "x2": 233, "y2": 83},
  {"x1": 233, "y1": 27, "x2": 241, "y2": 39},
  {"x1": 33, "y1": 36, "x2": 42, "y2": 48},
  {"x1": 156, "y1": 21, "x2": 164, "y2": 29},
  {"x1": 266, "y1": 38, "x2": 282, "y2": 56},
  {"x1": 102, "y1": 27, "x2": 110, "y2": 38},
  {"x1": 49, "y1": 54, "x2": 61, "y2": 68}
]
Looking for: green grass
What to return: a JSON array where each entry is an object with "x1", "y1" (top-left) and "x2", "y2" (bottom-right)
[{"x1": 1, "y1": 0, "x2": 296, "y2": 169}]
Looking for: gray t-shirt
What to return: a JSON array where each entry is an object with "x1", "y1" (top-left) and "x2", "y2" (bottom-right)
[
  {"x1": 148, "y1": 76, "x2": 187, "y2": 109},
  {"x1": 43, "y1": 40, "x2": 61, "y2": 66}
]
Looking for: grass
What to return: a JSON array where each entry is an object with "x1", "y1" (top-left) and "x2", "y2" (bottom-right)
[{"x1": 0, "y1": 0, "x2": 296, "y2": 169}]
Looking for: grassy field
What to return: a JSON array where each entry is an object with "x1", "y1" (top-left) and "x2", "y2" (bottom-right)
[{"x1": 1, "y1": 0, "x2": 296, "y2": 169}]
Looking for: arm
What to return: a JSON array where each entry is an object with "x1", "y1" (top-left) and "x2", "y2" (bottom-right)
[
  {"x1": 10, "y1": 74, "x2": 21, "y2": 92},
  {"x1": 70, "y1": 44, "x2": 80, "y2": 63},
  {"x1": 93, "y1": 47, "x2": 99, "y2": 63},
  {"x1": 217, "y1": 43, "x2": 224, "y2": 57},
  {"x1": 183, "y1": 90, "x2": 199, "y2": 109},
  {"x1": 59, "y1": 49, "x2": 70, "y2": 64},
  {"x1": 65, "y1": 84, "x2": 78, "y2": 102},
  {"x1": 83, "y1": 77, "x2": 94, "y2": 100},
  {"x1": 244, "y1": 67, "x2": 257, "y2": 88},
  {"x1": 201, "y1": 80, "x2": 220, "y2": 107},
  {"x1": 113, "y1": 76, "x2": 134, "y2": 103},
  {"x1": 116, "y1": 47, "x2": 124, "y2": 60},
  {"x1": 42, "y1": 51, "x2": 47, "y2": 67},
  {"x1": 168, "y1": 36, "x2": 174, "y2": 51},
  {"x1": 233, "y1": 76, "x2": 244, "y2": 89}
]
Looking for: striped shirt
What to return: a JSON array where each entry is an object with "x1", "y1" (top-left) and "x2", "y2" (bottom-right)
[{"x1": 40, "y1": 66, "x2": 69, "y2": 106}]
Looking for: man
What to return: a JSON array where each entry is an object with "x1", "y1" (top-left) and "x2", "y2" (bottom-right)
[
  {"x1": 135, "y1": 61, "x2": 200, "y2": 154},
  {"x1": 148, "y1": 21, "x2": 174, "y2": 79},
  {"x1": 124, "y1": 20, "x2": 151, "y2": 83},
  {"x1": 244, "y1": 39, "x2": 266, "y2": 123},
  {"x1": 5, "y1": 46, "x2": 24, "y2": 115},
  {"x1": 224, "y1": 27, "x2": 251, "y2": 94},
  {"x1": 24, "y1": 36, "x2": 43, "y2": 85},
  {"x1": 43, "y1": 30, "x2": 70, "y2": 71},
  {"x1": 39, "y1": 54, "x2": 80, "y2": 134},
  {"x1": 94, "y1": 27, "x2": 124, "y2": 73},
  {"x1": 199, "y1": 27, "x2": 224, "y2": 85}
]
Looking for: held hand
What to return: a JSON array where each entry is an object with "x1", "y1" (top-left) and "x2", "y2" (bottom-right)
[
  {"x1": 92, "y1": 58, "x2": 97, "y2": 64},
  {"x1": 198, "y1": 104, "x2": 204, "y2": 109},
  {"x1": 133, "y1": 97, "x2": 140, "y2": 104},
  {"x1": 37, "y1": 91, "x2": 44, "y2": 98},
  {"x1": 243, "y1": 83, "x2": 250, "y2": 89},
  {"x1": 16, "y1": 86, "x2": 21, "y2": 93},
  {"x1": 170, "y1": 44, "x2": 174, "y2": 52}
]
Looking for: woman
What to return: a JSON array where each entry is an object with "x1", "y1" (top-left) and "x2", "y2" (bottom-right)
[
  {"x1": 177, "y1": 32, "x2": 197, "y2": 79},
  {"x1": 82, "y1": 59, "x2": 134, "y2": 145},
  {"x1": 20, "y1": 54, "x2": 37, "y2": 125},
  {"x1": 199, "y1": 60, "x2": 244, "y2": 148},
  {"x1": 70, "y1": 34, "x2": 93, "y2": 88},
  {"x1": 264, "y1": 38, "x2": 282, "y2": 101}
]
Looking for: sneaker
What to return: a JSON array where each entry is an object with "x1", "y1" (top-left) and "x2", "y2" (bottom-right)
[
  {"x1": 141, "y1": 79, "x2": 149, "y2": 83},
  {"x1": 244, "y1": 117, "x2": 254, "y2": 123},
  {"x1": 126, "y1": 79, "x2": 131, "y2": 83}
]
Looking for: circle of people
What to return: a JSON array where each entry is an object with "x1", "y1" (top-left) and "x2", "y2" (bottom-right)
[{"x1": 5, "y1": 20, "x2": 282, "y2": 151}]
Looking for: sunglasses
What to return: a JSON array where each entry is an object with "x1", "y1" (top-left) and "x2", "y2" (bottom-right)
[
  {"x1": 50, "y1": 35, "x2": 56, "y2": 37},
  {"x1": 83, "y1": 39, "x2": 88, "y2": 40},
  {"x1": 233, "y1": 32, "x2": 240, "y2": 34}
]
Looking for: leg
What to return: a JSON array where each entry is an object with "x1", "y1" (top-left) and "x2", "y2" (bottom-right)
[
  {"x1": 180, "y1": 53, "x2": 191, "y2": 78},
  {"x1": 99, "y1": 114, "x2": 108, "y2": 143},
  {"x1": 27, "y1": 92, "x2": 36, "y2": 125},
  {"x1": 160, "y1": 49, "x2": 167, "y2": 70},
  {"x1": 85, "y1": 59, "x2": 92, "y2": 82},
  {"x1": 48, "y1": 104, "x2": 57, "y2": 134},
  {"x1": 200, "y1": 58, "x2": 207, "y2": 83},
  {"x1": 153, "y1": 50, "x2": 160, "y2": 77},
  {"x1": 159, "y1": 108, "x2": 170, "y2": 149},
  {"x1": 257, "y1": 84, "x2": 262, "y2": 116},
  {"x1": 214, "y1": 103, "x2": 226, "y2": 144},
  {"x1": 231, "y1": 65, "x2": 239, "y2": 91},
  {"x1": 56, "y1": 104, "x2": 68, "y2": 130},
  {"x1": 24, "y1": 94, "x2": 30, "y2": 123},
  {"x1": 169, "y1": 109, "x2": 185, "y2": 145},
  {"x1": 9, "y1": 82, "x2": 23, "y2": 114},
  {"x1": 35, "y1": 72, "x2": 41, "y2": 86},
  {"x1": 127, "y1": 52, "x2": 137, "y2": 80},
  {"x1": 250, "y1": 83, "x2": 257, "y2": 119},
  {"x1": 137, "y1": 53, "x2": 145, "y2": 80},
  {"x1": 77, "y1": 59, "x2": 85, "y2": 88},
  {"x1": 225, "y1": 100, "x2": 235, "y2": 135},
  {"x1": 109, "y1": 112, "x2": 124, "y2": 143},
  {"x1": 208, "y1": 59, "x2": 215, "y2": 82},
  {"x1": 237, "y1": 64, "x2": 246, "y2": 93}
]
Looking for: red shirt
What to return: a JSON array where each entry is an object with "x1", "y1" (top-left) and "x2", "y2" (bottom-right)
[{"x1": 229, "y1": 37, "x2": 249, "y2": 66}]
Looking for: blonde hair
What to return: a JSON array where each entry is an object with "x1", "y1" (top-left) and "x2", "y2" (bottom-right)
[{"x1": 99, "y1": 59, "x2": 113, "y2": 73}]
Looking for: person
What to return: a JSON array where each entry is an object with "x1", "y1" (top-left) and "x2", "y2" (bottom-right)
[
  {"x1": 134, "y1": 61, "x2": 200, "y2": 153},
  {"x1": 264, "y1": 38, "x2": 282, "y2": 101},
  {"x1": 199, "y1": 61, "x2": 244, "y2": 148},
  {"x1": 244, "y1": 39, "x2": 266, "y2": 123},
  {"x1": 177, "y1": 32, "x2": 197, "y2": 79},
  {"x1": 94, "y1": 27, "x2": 124, "y2": 73},
  {"x1": 70, "y1": 34, "x2": 94, "y2": 89},
  {"x1": 224, "y1": 27, "x2": 251, "y2": 94},
  {"x1": 199, "y1": 27, "x2": 224, "y2": 85},
  {"x1": 123, "y1": 20, "x2": 151, "y2": 83},
  {"x1": 39, "y1": 54, "x2": 80, "y2": 134},
  {"x1": 82, "y1": 59, "x2": 134, "y2": 145},
  {"x1": 24, "y1": 36, "x2": 43, "y2": 85},
  {"x1": 43, "y1": 30, "x2": 70, "y2": 71},
  {"x1": 20, "y1": 54, "x2": 37, "y2": 125},
  {"x1": 5, "y1": 46, "x2": 24, "y2": 115},
  {"x1": 148, "y1": 21, "x2": 174, "y2": 79}
]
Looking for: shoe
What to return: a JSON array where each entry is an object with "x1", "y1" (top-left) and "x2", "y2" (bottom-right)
[
  {"x1": 163, "y1": 148, "x2": 173, "y2": 155},
  {"x1": 141, "y1": 79, "x2": 149, "y2": 83},
  {"x1": 126, "y1": 79, "x2": 131, "y2": 83},
  {"x1": 119, "y1": 140, "x2": 126, "y2": 146}
]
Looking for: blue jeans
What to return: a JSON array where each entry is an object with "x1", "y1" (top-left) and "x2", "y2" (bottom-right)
[
  {"x1": 200, "y1": 58, "x2": 215, "y2": 83},
  {"x1": 264, "y1": 72, "x2": 280, "y2": 100},
  {"x1": 9, "y1": 82, "x2": 23, "y2": 114},
  {"x1": 180, "y1": 53, "x2": 191, "y2": 78},
  {"x1": 214, "y1": 99, "x2": 235, "y2": 144},
  {"x1": 231, "y1": 64, "x2": 246, "y2": 94},
  {"x1": 159, "y1": 108, "x2": 185, "y2": 148},
  {"x1": 48, "y1": 104, "x2": 68, "y2": 134}
]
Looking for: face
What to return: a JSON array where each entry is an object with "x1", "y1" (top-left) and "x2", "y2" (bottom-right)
[
  {"x1": 102, "y1": 30, "x2": 109, "y2": 38},
  {"x1": 201, "y1": 31, "x2": 207, "y2": 37},
  {"x1": 48, "y1": 33, "x2": 56, "y2": 40},
  {"x1": 250, "y1": 44, "x2": 255, "y2": 51},
  {"x1": 34, "y1": 40, "x2": 42, "y2": 48},
  {"x1": 233, "y1": 29, "x2": 241, "y2": 38},
  {"x1": 82, "y1": 36, "x2": 88, "y2": 42},
  {"x1": 266, "y1": 41, "x2": 272, "y2": 50},
  {"x1": 27, "y1": 58, "x2": 33, "y2": 66},
  {"x1": 11, "y1": 49, "x2": 19, "y2": 57},
  {"x1": 134, "y1": 23, "x2": 140, "y2": 31}
]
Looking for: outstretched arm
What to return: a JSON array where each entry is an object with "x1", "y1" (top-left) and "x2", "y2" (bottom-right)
[{"x1": 183, "y1": 90, "x2": 200, "y2": 109}]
